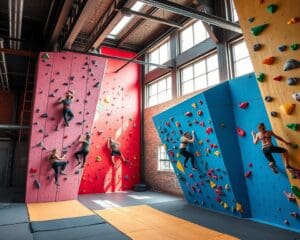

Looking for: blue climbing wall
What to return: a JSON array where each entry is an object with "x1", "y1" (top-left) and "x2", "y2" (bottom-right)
[{"x1": 153, "y1": 73, "x2": 300, "y2": 232}]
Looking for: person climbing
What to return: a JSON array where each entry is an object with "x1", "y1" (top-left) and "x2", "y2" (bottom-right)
[
  {"x1": 251, "y1": 122, "x2": 292, "y2": 174},
  {"x1": 75, "y1": 133, "x2": 91, "y2": 168},
  {"x1": 179, "y1": 130, "x2": 198, "y2": 170},
  {"x1": 58, "y1": 90, "x2": 74, "y2": 127},
  {"x1": 107, "y1": 137, "x2": 127, "y2": 166},
  {"x1": 49, "y1": 148, "x2": 68, "y2": 186}
]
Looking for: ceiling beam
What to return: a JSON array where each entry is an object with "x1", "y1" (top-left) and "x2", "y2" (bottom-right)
[
  {"x1": 140, "y1": 0, "x2": 242, "y2": 33},
  {"x1": 0, "y1": 48, "x2": 36, "y2": 57},
  {"x1": 118, "y1": 7, "x2": 183, "y2": 28},
  {"x1": 116, "y1": 6, "x2": 158, "y2": 47},
  {"x1": 62, "y1": 0, "x2": 98, "y2": 49}
]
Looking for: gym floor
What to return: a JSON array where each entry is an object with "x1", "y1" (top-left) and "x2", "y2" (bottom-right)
[{"x1": 0, "y1": 191, "x2": 299, "y2": 240}]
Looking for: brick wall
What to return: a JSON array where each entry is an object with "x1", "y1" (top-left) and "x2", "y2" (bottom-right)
[{"x1": 144, "y1": 91, "x2": 204, "y2": 196}]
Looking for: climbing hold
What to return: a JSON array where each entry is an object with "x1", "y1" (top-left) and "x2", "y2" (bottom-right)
[
  {"x1": 259, "y1": 0, "x2": 265, "y2": 4},
  {"x1": 290, "y1": 143, "x2": 298, "y2": 149},
  {"x1": 189, "y1": 173, "x2": 194, "y2": 178},
  {"x1": 287, "y1": 17, "x2": 300, "y2": 24},
  {"x1": 176, "y1": 161, "x2": 185, "y2": 173},
  {"x1": 185, "y1": 111, "x2": 193, "y2": 117},
  {"x1": 273, "y1": 75, "x2": 282, "y2": 81},
  {"x1": 264, "y1": 96, "x2": 273, "y2": 102},
  {"x1": 278, "y1": 44, "x2": 286, "y2": 52},
  {"x1": 34, "y1": 179, "x2": 41, "y2": 189},
  {"x1": 191, "y1": 103, "x2": 197, "y2": 108},
  {"x1": 283, "y1": 59, "x2": 300, "y2": 71},
  {"x1": 236, "y1": 203, "x2": 243, "y2": 213},
  {"x1": 290, "y1": 43, "x2": 299, "y2": 51},
  {"x1": 38, "y1": 129, "x2": 43, "y2": 133},
  {"x1": 206, "y1": 127, "x2": 213, "y2": 134},
  {"x1": 248, "y1": 17, "x2": 255, "y2": 23},
  {"x1": 292, "y1": 185, "x2": 300, "y2": 198},
  {"x1": 224, "y1": 184, "x2": 230, "y2": 190},
  {"x1": 236, "y1": 127, "x2": 246, "y2": 137},
  {"x1": 74, "y1": 170, "x2": 80, "y2": 175},
  {"x1": 29, "y1": 168, "x2": 37, "y2": 174},
  {"x1": 262, "y1": 56, "x2": 275, "y2": 65},
  {"x1": 96, "y1": 156, "x2": 102, "y2": 162},
  {"x1": 250, "y1": 24, "x2": 268, "y2": 36},
  {"x1": 40, "y1": 113, "x2": 48, "y2": 118},
  {"x1": 48, "y1": 93, "x2": 55, "y2": 97},
  {"x1": 284, "y1": 191, "x2": 296, "y2": 201},
  {"x1": 195, "y1": 151, "x2": 201, "y2": 157},
  {"x1": 270, "y1": 111, "x2": 278, "y2": 117},
  {"x1": 168, "y1": 150, "x2": 174, "y2": 158},
  {"x1": 288, "y1": 77, "x2": 298, "y2": 86},
  {"x1": 284, "y1": 220, "x2": 289, "y2": 225},
  {"x1": 256, "y1": 73, "x2": 265, "y2": 82},
  {"x1": 197, "y1": 110, "x2": 203, "y2": 116},
  {"x1": 214, "y1": 151, "x2": 220, "y2": 157},
  {"x1": 198, "y1": 140, "x2": 203, "y2": 145},
  {"x1": 103, "y1": 96, "x2": 110, "y2": 103},
  {"x1": 42, "y1": 52, "x2": 49, "y2": 59},
  {"x1": 239, "y1": 102, "x2": 249, "y2": 109},
  {"x1": 93, "y1": 82, "x2": 100, "y2": 88},
  {"x1": 245, "y1": 170, "x2": 252, "y2": 178},
  {"x1": 215, "y1": 196, "x2": 222, "y2": 203},
  {"x1": 290, "y1": 212, "x2": 298, "y2": 218},
  {"x1": 253, "y1": 43, "x2": 262, "y2": 51},
  {"x1": 267, "y1": 4, "x2": 277, "y2": 13},
  {"x1": 210, "y1": 181, "x2": 216, "y2": 189},
  {"x1": 292, "y1": 92, "x2": 300, "y2": 101},
  {"x1": 175, "y1": 121, "x2": 181, "y2": 127},
  {"x1": 286, "y1": 123, "x2": 300, "y2": 131},
  {"x1": 63, "y1": 82, "x2": 68, "y2": 86},
  {"x1": 279, "y1": 103, "x2": 295, "y2": 115},
  {"x1": 223, "y1": 203, "x2": 229, "y2": 209}
]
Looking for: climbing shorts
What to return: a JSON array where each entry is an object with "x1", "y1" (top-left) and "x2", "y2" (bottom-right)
[
  {"x1": 111, "y1": 150, "x2": 121, "y2": 156},
  {"x1": 262, "y1": 146, "x2": 287, "y2": 163}
]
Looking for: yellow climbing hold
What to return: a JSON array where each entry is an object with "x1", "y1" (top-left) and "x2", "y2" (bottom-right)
[
  {"x1": 176, "y1": 161, "x2": 185, "y2": 173},
  {"x1": 196, "y1": 151, "x2": 201, "y2": 157},
  {"x1": 198, "y1": 140, "x2": 203, "y2": 145},
  {"x1": 236, "y1": 203, "x2": 243, "y2": 213},
  {"x1": 191, "y1": 103, "x2": 197, "y2": 108},
  {"x1": 210, "y1": 181, "x2": 217, "y2": 189},
  {"x1": 96, "y1": 156, "x2": 102, "y2": 162},
  {"x1": 280, "y1": 103, "x2": 296, "y2": 115},
  {"x1": 214, "y1": 151, "x2": 220, "y2": 157},
  {"x1": 223, "y1": 203, "x2": 229, "y2": 209},
  {"x1": 104, "y1": 96, "x2": 110, "y2": 103}
]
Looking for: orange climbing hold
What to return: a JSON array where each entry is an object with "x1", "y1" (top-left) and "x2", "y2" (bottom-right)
[
  {"x1": 262, "y1": 56, "x2": 275, "y2": 65},
  {"x1": 287, "y1": 17, "x2": 300, "y2": 24},
  {"x1": 236, "y1": 203, "x2": 243, "y2": 213},
  {"x1": 280, "y1": 103, "x2": 296, "y2": 115}
]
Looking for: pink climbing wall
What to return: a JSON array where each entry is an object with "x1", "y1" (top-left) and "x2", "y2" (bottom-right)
[
  {"x1": 25, "y1": 51, "x2": 106, "y2": 203},
  {"x1": 78, "y1": 47, "x2": 141, "y2": 194}
]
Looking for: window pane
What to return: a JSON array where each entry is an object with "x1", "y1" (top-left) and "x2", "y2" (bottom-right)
[
  {"x1": 148, "y1": 83, "x2": 157, "y2": 96},
  {"x1": 158, "y1": 79, "x2": 166, "y2": 92},
  {"x1": 207, "y1": 54, "x2": 218, "y2": 71},
  {"x1": 180, "y1": 26, "x2": 193, "y2": 52},
  {"x1": 148, "y1": 96, "x2": 157, "y2": 107},
  {"x1": 232, "y1": 41, "x2": 249, "y2": 61},
  {"x1": 194, "y1": 75, "x2": 207, "y2": 90},
  {"x1": 194, "y1": 60, "x2": 206, "y2": 76},
  {"x1": 182, "y1": 80, "x2": 194, "y2": 95},
  {"x1": 194, "y1": 21, "x2": 208, "y2": 44},
  {"x1": 231, "y1": 0, "x2": 239, "y2": 22},
  {"x1": 207, "y1": 70, "x2": 220, "y2": 86},
  {"x1": 234, "y1": 58, "x2": 254, "y2": 77},
  {"x1": 159, "y1": 42, "x2": 169, "y2": 64},
  {"x1": 181, "y1": 66, "x2": 193, "y2": 82},
  {"x1": 166, "y1": 76, "x2": 172, "y2": 88}
]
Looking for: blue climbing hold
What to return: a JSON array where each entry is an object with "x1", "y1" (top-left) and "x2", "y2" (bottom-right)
[
  {"x1": 278, "y1": 45, "x2": 287, "y2": 52},
  {"x1": 283, "y1": 59, "x2": 300, "y2": 71}
]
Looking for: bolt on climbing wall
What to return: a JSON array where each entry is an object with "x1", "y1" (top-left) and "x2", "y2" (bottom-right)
[
  {"x1": 78, "y1": 47, "x2": 141, "y2": 194},
  {"x1": 233, "y1": 0, "x2": 300, "y2": 206},
  {"x1": 153, "y1": 74, "x2": 300, "y2": 231},
  {"x1": 26, "y1": 52, "x2": 106, "y2": 203}
]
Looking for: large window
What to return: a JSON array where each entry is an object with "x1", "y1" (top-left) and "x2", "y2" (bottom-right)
[
  {"x1": 157, "y1": 145, "x2": 173, "y2": 172},
  {"x1": 231, "y1": 40, "x2": 254, "y2": 77},
  {"x1": 230, "y1": 0, "x2": 238, "y2": 22},
  {"x1": 146, "y1": 75, "x2": 172, "y2": 107},
  {"x1": 148, "y1": 41, "x2": 170, "y2": 71},
  {"x1": 180, "y1": 20, "x2": 209, "y2": 53},
  {"x1": 180, "y1": 53, "x2": 219, "y2": 95}
]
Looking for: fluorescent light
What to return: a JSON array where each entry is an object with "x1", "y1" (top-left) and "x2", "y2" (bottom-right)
[{"x1": 108, "y1": 1, "x2": 144, "y2": 37}]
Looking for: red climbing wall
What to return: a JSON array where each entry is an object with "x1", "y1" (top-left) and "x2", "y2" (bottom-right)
[
  {"x1": 79, "y1": 47, "x2": 141, "y2": 194},
  {"x1": 25, "y1": 52, "x2": 106, "y2": 203}
]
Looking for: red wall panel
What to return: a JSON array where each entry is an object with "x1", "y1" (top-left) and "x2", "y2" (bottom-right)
[
  {"x1": 25, "y1": 52, "x2": 106, "y2": 203},
  {"x1": 79, "y1": 47, "x2": 141, "y2": 194}
]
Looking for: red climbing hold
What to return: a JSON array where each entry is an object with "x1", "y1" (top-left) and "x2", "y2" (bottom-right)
[
  {"x1": 239, "y1": 102, "x2": 249, "y2": 109},
  {"x1": 185, "y1": 112, "x2": 193, "y2": 117},
  {"x1": 236, "y1": 127, "x2": 246, "y2": 137},
  {"x1": 245, "y1": 170, "x2": 252, "y2": 178},
  {"x1": 168, "y1": 150, "x2": 174, "y2": 158},
  {"x1": 29, "y1": 168, "x2": 37, "y2": 174},
  {"x1": 273, "y1": 75, "x2": 282, "y2": 81},
  {"x1": 189, "y1": 173, "x2": 194, "y2": 178},
  {"x1": 206, "y1": 127, "x2": 213, "y2": 134},
  {"x1": 215, "y1": 196, "x2": 222, "y2": 203}
]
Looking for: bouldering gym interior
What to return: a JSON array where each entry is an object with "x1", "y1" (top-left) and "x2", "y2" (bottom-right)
[{"x1": 0, "y1": 0, "x2": 299, "y2": 239}]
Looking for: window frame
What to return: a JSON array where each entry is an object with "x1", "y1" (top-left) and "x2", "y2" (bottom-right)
[
  {"x1": 157, "y1": 145, "x2": 173, "y2": 172},
  {"x1": 147, "y1": 38, "x2": 171, "y2": 72}
]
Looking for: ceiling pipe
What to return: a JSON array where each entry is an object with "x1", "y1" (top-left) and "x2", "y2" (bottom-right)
[
  {"x1": 17, "y1": 0, "x2": 24, "y2": 49},
  {"x1": 0, "y1": 38, "x2": 9, "y2": 90},
  {"x1": 8, "y1": 0, "x2": 23, "y2": 49}
]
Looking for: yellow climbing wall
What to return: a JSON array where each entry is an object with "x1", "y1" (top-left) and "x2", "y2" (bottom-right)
[{"x1": 234, "y1": 0, "x2": 300, "y2": 204}]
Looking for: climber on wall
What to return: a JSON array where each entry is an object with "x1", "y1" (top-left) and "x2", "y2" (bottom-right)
[
  {"x1": 75, "y1": 132, "x2": 91, "y2": 168},
  {"x1": 49, "y1": 148, "x2": 68, "y2": 186},
  {"x1": 179, "y1": 130, "x2": 198, "y2": 170},
  {"x1": 107, "y1": 137, "x2": 127, "y2": 166},
  {"x1": 251, "y1": 122, "x2": 292, "y2": 174},
  {"x1": 58, "y1": 90, "x2": 74, "y2": 127}
]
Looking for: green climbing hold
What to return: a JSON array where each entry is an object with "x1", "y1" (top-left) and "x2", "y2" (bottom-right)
[
  {"x1": 42, "y1": 52, "x2": 49, "y2": 59},
  {"x1": 291, "y1": 185, "x2": 300, "y2": 199},
  {"x1": 290, "y1": 43, "x2": 299, "y2": 51},
  {"x1": 286, "y1": 123, "x2": 300, "y2": 131},
  {"x1": 256, "y1": 73, "x2": 265, "y2": 82},
  {"x1": 250, "y1": 24, "x2": 268, "y2": 36},
  {"x1": 267, "y1": 4, "x2": 277, "y2": 14}
]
